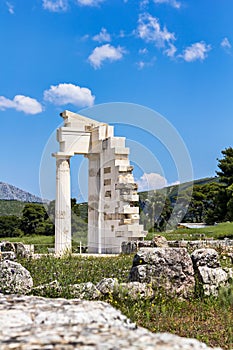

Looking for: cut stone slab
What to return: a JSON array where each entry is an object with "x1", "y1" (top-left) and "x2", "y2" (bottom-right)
[{"x1": 0, "y1": 294, "x2": 222, "y2": 350}]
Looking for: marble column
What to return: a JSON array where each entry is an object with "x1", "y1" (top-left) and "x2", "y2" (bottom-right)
[{"x1": 54, "y1": 155, "x2": 71, "y2": 254}]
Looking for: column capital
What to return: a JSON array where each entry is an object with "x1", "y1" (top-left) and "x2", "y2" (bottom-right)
[{"x1": 52, "y1": 152, "x2": 72, "y2": 159}]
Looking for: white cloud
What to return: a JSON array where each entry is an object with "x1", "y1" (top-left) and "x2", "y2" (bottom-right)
[
  {"x1": 164, "y1": 43, "x2": 177, "y2": 57},
  {"x1": 136, "y1": 173, "x2": 167, "y2": 191},
  {"x1": 42, "y1": 0, "x2": 68, "y2": 12},
  {"x1": 137, "y1": 61, "x2": 146, "y2": 69},
  {"x1": 0, "y1": 95, "x2": 42, "y2": 114},
  {"x1": 140, "y1": 0, "x2": 149, "y2": 9},
  {"x1": 139, "y1": 48, "x2": 148, "y2": 55},
  {"x1": 6, "y1": 2, "x2": 14, "y2": 14},
  {"x1": 153, "y1": 0, "x2": 181, "y2": 9},
  {"x1": 137, "y1": 13, "x2": 175, "y2": 48},
  {"x1": 136, "y1": 56, "x2": 156, "y2": 69},
  {"x1": 221, "y1": 37, "x2": 231, "y2": 50},
  {"x1": 43, "y1": 83, "x2": 95, "y2": 107},
  {"x1": 119, "y1": 30, "x2": 125, "y2": 38},
  {"x1": 181, "y1": 41, "x2": 211, "y2": 62},
  {"x1": 93, "y1": 28, "x2": 111, "y2": 43},
  {"x1": 77, "y1": 0, "x2": 105, "y2": 6},
  {"x1": 88, "y1": 44, "x2": 125, "y2": 69}
]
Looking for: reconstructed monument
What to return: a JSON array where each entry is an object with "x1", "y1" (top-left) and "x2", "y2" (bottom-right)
[{"x1": 53, "y1": 110, "x2": 146, "y2": 254}]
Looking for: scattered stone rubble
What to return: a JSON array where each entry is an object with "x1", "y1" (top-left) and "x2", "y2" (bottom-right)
[
  {"x1": 33, "y1": 278, "x2": 154, "y2": 301},
  {"x1": 0, "y1": 246, "x2": 232, "y2": 299},
  {"x1": 0, "y1": 294, "x2": 222, "y2": 350}
]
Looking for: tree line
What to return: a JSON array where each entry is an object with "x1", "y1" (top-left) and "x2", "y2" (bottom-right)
[
  {"x1": 0, "y1": 199, "x2": 88, "y2": 239},
  {"x1": 139, "y1": 147, "x2": 233, "y2": 231}
]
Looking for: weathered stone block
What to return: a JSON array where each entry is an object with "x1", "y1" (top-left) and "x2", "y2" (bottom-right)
[
  {"x1": 191, "y1": 248, "x2": 232, "y2": 296},
  {"x1": 129, "y1": 248, "x2": 195, "y2": 298},
  {"x1": 0, "y1": 260, "x2": 33, "y2": 294}
]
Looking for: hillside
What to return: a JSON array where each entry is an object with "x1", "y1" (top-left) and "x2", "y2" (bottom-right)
[
  {"x1": 139, "y1": 177, "x2": 219, "y2": 202},
  {"x1": 0, "y1": 182, "x2": 44, "y2": 203},
  {"x1": 0, "y1": 177, "x2": 218, "y2": 217}
]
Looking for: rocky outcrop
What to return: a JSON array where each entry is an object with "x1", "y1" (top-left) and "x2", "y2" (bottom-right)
[
  {"x1": 0, "y1": 260, "x2": 33, "y2": 294},
  {"x1": 0, "y1": 294, "x2": 222, "y2": 350},
  {"x1": 191, "y1": 248, "x2": 232, "y2": 296},
  {"x1": 129, "y1": 248, "x2": 195, "y2": 298}
]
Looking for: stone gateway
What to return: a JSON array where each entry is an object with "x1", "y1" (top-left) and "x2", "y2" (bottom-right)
[{"x1": 53, "y1": 110, "x2": 146, "y2": 255}]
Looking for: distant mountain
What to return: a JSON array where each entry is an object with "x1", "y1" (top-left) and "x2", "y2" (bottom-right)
[{"x1": 0, "y1": 182, "x2": 44, "y2": 203}]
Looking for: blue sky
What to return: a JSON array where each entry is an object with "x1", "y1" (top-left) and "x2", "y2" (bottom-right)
[{"x1": 0, "y1": 0, "x2": 233, "y2": 200}]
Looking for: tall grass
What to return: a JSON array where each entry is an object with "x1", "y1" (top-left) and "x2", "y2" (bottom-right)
[{"x1": 20, "y1": 254, "x2": 233, "y2": 350}]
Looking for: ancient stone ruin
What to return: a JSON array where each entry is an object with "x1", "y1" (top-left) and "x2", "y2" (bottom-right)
[
  {"x1": 0, "y1": 293, "x2": 222, "y2": 350},
  {"x1": 53, "y1": 110, "x2": 146, "y2": 255}
]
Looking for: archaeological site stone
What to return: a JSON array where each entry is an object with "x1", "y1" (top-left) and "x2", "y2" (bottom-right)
[
  {"x1": 0, "y1": 260, "x2": 33, "y2": 294},
  {"x1": 96, "y1": 277, "x2": 119, "y2": 295},
  {"x1": 121, "y1": 240, "x2": 138, "y2": 254},
  {"x1": 69, "y1": 282, "x2": 101, "y2": 300},
  {"x1": 120, "y1": 281, "x2": 154, "y2": 300},
  {"x1": 0, "y1": 294, "x2": 222, "y2": 350},
  {"x1": 53, "y1": 110, "x2": 146, "y2": 255},
  {"x1": 152, "y1": 235, "x2": 168, "y2": 247},
  {"x1": 0, "y1": 241, "x2": 33, "y2": 260},
  {"x1": 129, "y1": 248, "x2": 195, "y2": 298},
  {"x1": 191, "y1": 248, "x2": 232, "y2": 296}
]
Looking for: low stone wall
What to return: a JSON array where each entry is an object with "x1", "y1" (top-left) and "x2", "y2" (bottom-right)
[
  {"x1": 121, "y1": 238, "x2": 233, "y2": 254},
  {"x1": 168, "y1": 239, "x2": 233, "y2": 251}
]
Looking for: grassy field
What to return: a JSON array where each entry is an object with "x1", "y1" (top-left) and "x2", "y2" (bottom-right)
[
  {"x1": 145, "y1": 222, "x2": 233, "y2": 241},
  {"x1": 19, "y1": 254, "x2": 233, "y2": 350},
  {"x1": 0, "y1": 235, "x2": 90, "y2": 253},
  {"x1": 0, "y1": 235, "x2": 54, "y2": 253},
  {"x1": 2, "y1": 226, "x2": 233, "y2": 349}
]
